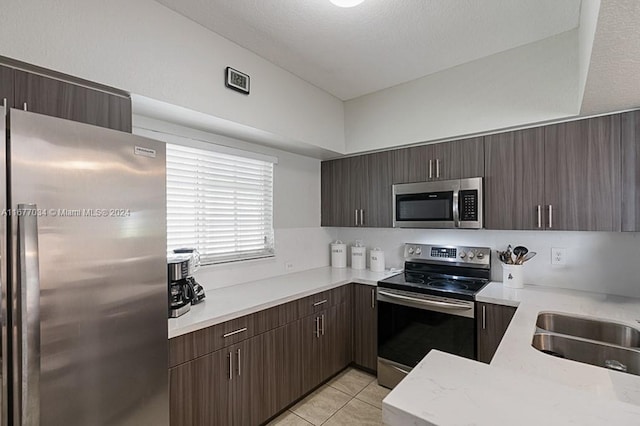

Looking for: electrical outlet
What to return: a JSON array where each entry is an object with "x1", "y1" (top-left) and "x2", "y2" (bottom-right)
[
  {"x1": 285, "y1": 261, "x2": 294, "y2": 271},
  {"x1": 551, "y1": 248, "x2": 566, "y2": 266}
]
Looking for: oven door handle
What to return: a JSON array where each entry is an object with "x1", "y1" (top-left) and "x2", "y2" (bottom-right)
[{"x1": 377, "y1": 290, "x2": 472, "y2": 311}]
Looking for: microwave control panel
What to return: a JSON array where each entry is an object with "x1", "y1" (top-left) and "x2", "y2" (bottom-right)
[{"x1": 459, "y1": 189, "x2": 478, "y2": 221}]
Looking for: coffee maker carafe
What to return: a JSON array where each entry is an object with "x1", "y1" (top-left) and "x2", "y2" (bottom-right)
[
  {"x1": 168, "y1": 258, "x2": 192, "y2": 318},
  {"x1": 173, "y1": 248, "x2": 206, "y2": 304}
]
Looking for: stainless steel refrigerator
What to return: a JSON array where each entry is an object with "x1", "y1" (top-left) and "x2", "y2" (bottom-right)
[{"x1": 1, "y1": 108, "x2": 169, "y2": 425}]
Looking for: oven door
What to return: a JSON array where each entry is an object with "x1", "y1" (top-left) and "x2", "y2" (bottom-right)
[{"x1": 377, "y1": 288, "x2": 476, "y2": 389}]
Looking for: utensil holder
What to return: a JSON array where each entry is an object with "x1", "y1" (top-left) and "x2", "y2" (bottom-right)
[{"x1": 502, "y1": 264, "x2": 524, "y2": 289}]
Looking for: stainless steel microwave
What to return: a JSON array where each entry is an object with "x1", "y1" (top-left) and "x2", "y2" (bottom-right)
[{"x1": 392, "y1": 177, "x2": 483, "y2": 229}]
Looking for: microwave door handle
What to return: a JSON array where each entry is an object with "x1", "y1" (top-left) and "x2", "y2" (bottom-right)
[
  {"x1": 453, "y1": 190, "x2": 460, "y2": 228},
  {"x1": 16, "y1": 203, "x2": 41, "y2": 425}
]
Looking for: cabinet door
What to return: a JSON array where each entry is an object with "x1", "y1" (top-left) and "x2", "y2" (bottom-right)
[
  {"x1": 476, "y1": 303, "x2": 516, "y2": 364},
  {"x1": 230, "y1": 336, "x2": 266, "y2": 426},
  {"x1": 169, "y1": 349, "x2": 229, "y2": 426},
  {"x1": 428, "y1": 141, "x2": 457, "y2": 180},
  {"x1": 300, "y1": 314, "x2": 323, "y2": 394},
  {"x1": 452, "y1": 137, "x2": 484, "y2": 179},
  {"x1": 321, "y1": 303, "x2": 352, "y2": 379},
  {"x1": 353, "y1": 285, "x2": 377, "y2": 371},
  {"x1": 262, "y1": 320, "x2": 303, "y2": 418},
  {"x1": 362, "y1": 151, "x2": 393, "y2": 227},
  {"x1": 545, "y1": 115, "x2": 621, "y2": 231},
  {"x1": 0, "y1": 65, "x2": 14, "y2": 109},
  {"x1": 14, "y1": 70, "x2": 132, "y2": 132},
  {"x1": 484, "y1": 129, "x2": 545, "y2": 230},
  {"x1": 321, "y1": 157, "x2": 363, "y2": 227},
  {"x1": 622, "y1": 111, "x2": 640, "y2": 231},
  {"x1": 392, "y1": 145, "x2": 430, "y2": 183}
]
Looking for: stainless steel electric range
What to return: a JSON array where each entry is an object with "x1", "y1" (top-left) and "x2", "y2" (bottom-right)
[{"x1": 377, "y1": 243, "x2": 491, "y2": 389}]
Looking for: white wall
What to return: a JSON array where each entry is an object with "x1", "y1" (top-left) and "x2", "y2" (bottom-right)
[
  {"x1": 344, "y1": 30, "x2": 580, "y2": 154},
  {"x1": 330, "y1": 227, "x2": 640, "y2": 299},
  {"x1": 133, "y1": 117, "x2": 333, "y2": 290},
  {"x1": 0, "y1": 0, "x2": 345, "y2": 153},
  {"x1": 577, "y1": 0, "x2": 602, "y2": 107}
]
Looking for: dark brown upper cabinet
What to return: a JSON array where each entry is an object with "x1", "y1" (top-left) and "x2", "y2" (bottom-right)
[
  {"x1": 14, "y1": 70, "x2": 132, "y2": 132},
  {"x1": 544, "y1": 115, "x2": 621, "y2": 231},
  {"x1": 321, "y1": 152, "x2": 393, "y2": 227},
  {"x1": 392, "y1": 137, "x2": 484, "y2": 184},
  {"x1": 485, "y1": 115, "x2": 622, "y2": 231},
  {"x1": 0, "y1": 64, "x2": 14, "y2": 109},
  {"x1": 484, "y1": 128, "x2": 545, "y2": 230},
  {"x1": 622, "y1": 110, "x2": 640, "y2": 231}
]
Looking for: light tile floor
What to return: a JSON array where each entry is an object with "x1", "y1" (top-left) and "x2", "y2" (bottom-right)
[{"x1": 268, "y1": 368, "x2": 390, "y2": 426}]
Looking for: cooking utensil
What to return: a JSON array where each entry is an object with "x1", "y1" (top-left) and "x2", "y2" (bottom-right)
[
  {"x1": 513, "y1": 246, "x2": 528, "y2": 257},
  {"x1": 521, "y1": 252, "x2": 536, "y2": 264}
]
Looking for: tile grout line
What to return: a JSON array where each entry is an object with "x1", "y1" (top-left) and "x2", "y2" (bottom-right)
[{"x1": 288, "y1": 409, "x2": 313, "y2": 425}]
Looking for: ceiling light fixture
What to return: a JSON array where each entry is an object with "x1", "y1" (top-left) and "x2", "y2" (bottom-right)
[{"x1": 329, "y1": 0, "x2": 365, "y2": 8}]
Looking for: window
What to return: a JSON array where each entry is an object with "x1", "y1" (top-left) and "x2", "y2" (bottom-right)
[{"x1": 166, "y1": 143, "x2": 275, "y2": 265}]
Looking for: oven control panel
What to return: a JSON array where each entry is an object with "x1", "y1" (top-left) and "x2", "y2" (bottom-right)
[{"x1": 404, "y1": 243, "x2": 491, "y2": 266}]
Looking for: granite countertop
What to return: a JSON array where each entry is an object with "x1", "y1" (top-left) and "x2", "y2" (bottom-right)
[
  {"x1": 384, "y1": 282, "x2": 640, "y2": 425},
  {"x1": 168, "y1": 266, "x2": 397, "y2": 339}
]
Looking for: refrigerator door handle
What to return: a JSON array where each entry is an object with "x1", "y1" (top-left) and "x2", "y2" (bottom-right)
[{"x1": 17, "y1": 203, "x2": 41, "y2": 425}]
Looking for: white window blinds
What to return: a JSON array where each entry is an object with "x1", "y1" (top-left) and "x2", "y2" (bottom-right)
[{"x1": 166, "y1": 143, "x2": 275, "y2": 265}]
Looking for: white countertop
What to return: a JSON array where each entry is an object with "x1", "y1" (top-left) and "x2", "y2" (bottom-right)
[
  {"x1": 168, "y1": 267, "x2": 397, "y2": 339},
  {"x1": 384, "y1": 282, "x2": 640, "y2": 425}
]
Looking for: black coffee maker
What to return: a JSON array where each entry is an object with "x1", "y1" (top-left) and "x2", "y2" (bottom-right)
[{"x1": 167, "y1": 249, "x2": 206, "y2": 318}]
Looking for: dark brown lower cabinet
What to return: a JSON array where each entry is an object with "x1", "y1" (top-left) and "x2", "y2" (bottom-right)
[
  {"x1": 353, "y1": 284, "x2": 377, "y2": 371},
  {"x1": 476, "y1": 302, "x2": 517, "y2": 364}
]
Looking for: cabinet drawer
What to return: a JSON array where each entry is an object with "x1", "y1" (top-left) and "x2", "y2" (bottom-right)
[
  {"x1": 297, "y1": 285, "x2": 351, "y2": 318},
  {"x1": 169, "y1": 314, "x2": 256, "y2": 367}
]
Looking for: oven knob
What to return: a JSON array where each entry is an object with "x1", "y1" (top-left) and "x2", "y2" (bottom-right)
[
  {"x1": 415, "y1": 247, "x2": 422, "y2": 255},
  {"x1": 459, "y1": 251, "x2": 466, "y2": 259},
  {"x1": 468, "y1": 252, "x2": 475, "y2": 259},
  {"x1": 477, "y1": 252, "x2": 485, "y2": 260},
  {"x1": 408, "y1": 247, "x2": 415, "y2": 255}
]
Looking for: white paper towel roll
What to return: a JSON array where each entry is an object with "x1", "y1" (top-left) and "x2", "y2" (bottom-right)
[
  {"x1": 370, "y1": 248, "x2": 385, "y2": 272},
  {"x1": 330, "y1": 241, "x2": 347, "y2": 268},
  {"x1": 351, "y1": 242, "x2": 366, "y2": 270}
]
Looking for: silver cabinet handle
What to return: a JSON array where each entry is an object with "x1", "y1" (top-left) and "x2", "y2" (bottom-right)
[
  {"x1": 23, "y1": 102, "x2": 27, "y2": 111},
  {"x1": 436, "y1": 159, "x2": 440, "y2": 178},
  {"x1": 2, "y1": 97, "x2": 6, "y2": 116},
  {"x1": 16, "y1": 203, "x2": 41, "y2": 425},
  {"x1": 228, "y1": 352, "x2": 233, "y2": 380},
  {"x1": 313, "y1": 299, "x2": 327, "y2": 307},
  {"x1": 314, "y1": 317, "x2": 320, "y2": 338},
  {"x1": 537, "y1": 205, "x2": 542, "y2": 229},
  {"x1": 321, "y1": 314, "x2": 325, "y2": 336},
  {"x1": 548, "y1": 205, "x2": 553, "y2": 229},
  {"x1": 223, "y1": 327, "x2": 247, "y2": 338},
  {"x1": 378, "y1": 290, "x2": 472, "y2": 310},
  {"x1": 429, "y1": 159, "x2": 433, "y2": 179},
  {"x1": 371, "y1": 288, "x2": 376, "y2": 309},
  {"x1": 360, "y1": 209, "x2": 364, "y2": 226},
  {"x1": 354, "y1": 209, "x2": 358, "y2": 226},
  {"x1": 482, "y1": 305, "x2": 486, "y2": 330},
  {"x1": 236, "y1": 349, "x2": 241, "y2": 376}
]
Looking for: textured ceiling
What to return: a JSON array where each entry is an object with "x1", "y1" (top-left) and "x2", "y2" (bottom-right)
[
  {"x1": 580, "y1": 0, "x2": 640, "y2": 114},
  {"x1": 155, "y1": 0, "x2": 581, "y2": 100}
]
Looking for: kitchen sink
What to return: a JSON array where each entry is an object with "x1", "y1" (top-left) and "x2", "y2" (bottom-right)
[
  {"x1": 532, "y1": 333, "x2": 640, "y2": 376},
  {"x1": 536, "y1": 312, "x2": 640, "y2": 348}
]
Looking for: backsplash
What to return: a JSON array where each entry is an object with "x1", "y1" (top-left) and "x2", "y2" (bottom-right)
[{"x1": 329, "y1": 227, "x2": 640, "y2": 299}]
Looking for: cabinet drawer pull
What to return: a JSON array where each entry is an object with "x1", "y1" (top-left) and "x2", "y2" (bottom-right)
[
  {"x1": 321, "y1": 314, "x2": 325, "y2": 336},
  {"x1": 228, "y1": 352, "x2": 233, "y2": 380},
  {"x1": 313, "y1": 299, "x2": 327, "y2": 307},
  {"x1": 23, "y1": 102, "x2": 27, "y2": 111},
  {"x1": 223, "y1": 327, "x2": 247, "y2": 338},
  {"x1": 236, "y1": 349, "x2": 241, "y2": 376},
  {"x1": 371, "y1": 288, "x2": 375, "y2": 309}
]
